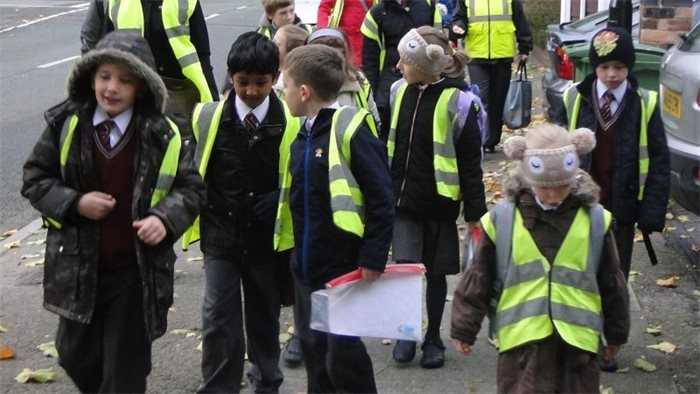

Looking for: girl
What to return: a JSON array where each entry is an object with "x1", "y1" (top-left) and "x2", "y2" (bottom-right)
[
  {"x1": 272, "y1": 24, "x2": 310, "y2": 99},
  {"x1": 388, "y1": 26, "x2": 486, "y2": 369}
]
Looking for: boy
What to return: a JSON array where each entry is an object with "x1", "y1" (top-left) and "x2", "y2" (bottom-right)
[
  {"x1": 21, "y1": 31, "x2": 204, "y2": 393},
  {"x1": 185, "y1": 32, "x2": 297, "y2": 393},
  {"x1": 275, "y1": 44, "x2": 394, "y2": 393},
  {"x1": 451, "y1": 124, "x2": 630, "y2": 393},
  {"x1": 556, "y1": 27, "x2": 670, "y2": 286},
  {"x1": 257, "y1": 0, "x2": 313, "y2": 39}
]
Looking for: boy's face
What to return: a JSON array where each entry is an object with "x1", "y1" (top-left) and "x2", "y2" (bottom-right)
[
  {"x1": 595, "y1": 61, "x2": 629, "y2": 90},
  {"x1": 269, "y1": 5, "x2": 295, "y2": 27},
  {"x1": 282, "y1": 71, "x2": 306, "y2": 117},
  {"x1": 229, "y1": 70, "x2": 276, "y2": 108},
  {"x1": 397, "y1": 57, "x2": 430, "y2": 85},
  {"x1": 531, "y1": 185, "x2": 572, "y2": 209},
  {"x1": 92, "y1": 62, "x2": 139, "y2": 118}
]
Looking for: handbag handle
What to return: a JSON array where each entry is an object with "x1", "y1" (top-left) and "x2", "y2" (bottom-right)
[{"x1": 516, "y1": 60, "x2": 528, "y2": 82}]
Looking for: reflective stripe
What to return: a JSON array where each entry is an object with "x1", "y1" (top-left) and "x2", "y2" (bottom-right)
[
  {"x1": 360, "y1": 12, "x2": 385, "y2": 71},
  {"x1": 60, "y1": 115, "x2": 79, "y2": 180},
  {"x1": 150, "y1": 117, "x2": 181, "y2": 207},
  {"x1": 387, "y1": 81, "x2": 408, "y2": 163},
  {"x1": 328, "y1": 0, "x2": 344, "y2": 27},
  {"x1": 496, "y1": 296, "x2": 548, "y2": 327},
  {"x1": 273, "y1": 101, "x2": 301, "y2": 251},
  {"x1": 503, "y1": 259, "x2": 546, "y2": 288},
  {"x1": 469, "y1": 15, "x2": 511, "y2": 22}
]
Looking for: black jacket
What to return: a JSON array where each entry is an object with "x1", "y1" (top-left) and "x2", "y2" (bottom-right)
[
  {"x1": 553, "y1": 74, "x2": 670, "y2": 232},
  {"x1": 362, "y1": 0, "x2": 437, "y2": 109},
  {"x1": 289, "y1": 108, "x2": 394, "y2": 287},
  {"x1": 391, "y1": 77, "x2": 487, "y2": 222},
  {"x1": 200, "y1": 93, "x2": 288, "y2": 261}
]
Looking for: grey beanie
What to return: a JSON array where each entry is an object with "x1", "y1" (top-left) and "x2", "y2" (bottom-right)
[
  {"x1": 397, "y1": 28, "x2": 453, "y2": 76},
  {"x1": 67, "y1": 31, "x2": 167, "y2": 113}
]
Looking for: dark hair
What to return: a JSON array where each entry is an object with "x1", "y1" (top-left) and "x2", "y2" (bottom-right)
[
  {"x1": 262, "y1": 0, "x2": 292, "y2": 15},
  {"x1": 306, "y1": 28, "x2": 358, "y2": 81},
  {"x1": 284, "y1": 45, "x2": 345, "y2": 102},
  {"x1": 227, "y1": 31, "x2": 279, "y2": 77}
]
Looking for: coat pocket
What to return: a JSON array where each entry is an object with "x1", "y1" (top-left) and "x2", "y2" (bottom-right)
[{"x1": 43, "y1": 226, "x2": 81, "y2": 303}]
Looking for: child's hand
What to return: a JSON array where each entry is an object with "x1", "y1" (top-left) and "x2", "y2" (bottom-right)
[
  {"x1": 77, "y1": 191, "x2": 116, "y2": 220},
  {"x1": 602, "y1": 344, "x2": 621, "y2": 360},
  {"x1": 133, "y1": 215, "x2": 167, "y2": 246},
  {"x1": 451, "y1": 25, "x2": 465, "y2": 35},
  {"x1": 453, "y1": 339, "x2": 472, "y2": 355},
  {"x1": 361, "y1": 267, "x2": 382, "y2": 283}
]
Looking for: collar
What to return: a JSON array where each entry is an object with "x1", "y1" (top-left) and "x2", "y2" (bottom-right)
[
  {"x1": 596, "y1": 79, "x2": 628, "y2": 103},
  {"x1": 235, "y1": 95, "x2": 270, "y2": 124},
  {"x1": 533, "y1": 193, "x2": 563, "y2": 211},
  {"x1": 93, "y1": 106, "x2": 133, "y2": 136},
  {"x1": 305, "y1": 101, "x2": 340, "y2": 131}
]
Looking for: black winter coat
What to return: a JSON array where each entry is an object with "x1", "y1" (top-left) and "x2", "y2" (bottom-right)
[
  {"x1": 554, "y1": 74, "x2": 670, "y2": 232},
  {"x1": 21, "y1": 100, "x2": 205, "y2": 341}
]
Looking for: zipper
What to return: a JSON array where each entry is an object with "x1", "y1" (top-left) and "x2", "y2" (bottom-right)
[
  {"x1": 301, "y1": 129, "x2": 312, "y2": 283},
  {"x1": 397, "y1": 88, "x2": 425, "y2": 205}
]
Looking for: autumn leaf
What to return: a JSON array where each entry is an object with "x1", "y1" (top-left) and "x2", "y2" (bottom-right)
[
  {"x1": 286, "y1": 326, "x2": 295, "y2": 335},
  {"x1": 633, "y1": 358, "x2": 657, "y2": 372},
  {"x1": 694, "y1": 290, "x2": 700, "y2": 297},
  {"x1": 692, "y1": 244, "x2": 700, "y2": 253},
  {"x1": 381, "y1": 339, "x2": 392, "y2": 345},
  {"x1": 0, "y1": 325, "x2": 7, "y2": 333},
  {"x1": 665, "y1": 213, "x2": 675, "y2": 220},
  {"x1": 645, "y1": 326, "x2": 663, "y2": 336},
  {"x1": 600, "y1": 386, "x2": 615, "y2": 394},
  {"x1": 2, "y1": 229, "x2": 18, "y2": 237},
  {"x1": 656, "y1": 276, "x2": 680, "y2": 288},
  {"x1": 687, "y1": 227, "x2": 695, "y2": 232},
  {"x1": 171, "y1": 328, "x2": 196, "y2": 337},
  {"x1": 633, "y1": 231, "x2": 644, "y2": 243},
  {"x1": 196, "y1": 341, "x2": 203, "y2": 352},
  {"x1": 15, "y1": 368, "x2": 59, "y2": 383},
  {"x1": 279, "y1": 333, "x2": 291, "y2": 344},
  {"x1": 663, "y1": 226, "x2": 676, "y2": 233},
  {"x1": 20, "y1": 253, "x2": 42, "y2": 260},
  {"x1": 677, "y1": 215, "x2": 689, "y2": 223},
  {"x1": 186, "y1": 256, "x2": 203, "y2": 262},
  {"x1": 616, "y1": 367, "x2": 630, "y2": 373},
  {"x1": 4, "y1": 241, "x2": 21, "y2": 249},
  {"x1": 629, "y1": 271, "x2": 642, "y2": 277},
  {"x1": 25, "y1": 239, "x2": 46, "y2": 246},
  {"x1": 647, "y1": 341, "x2": 676, "y2": 354},
  {"x1": 0, "y1": 346, "x2": 16, "y2": 360},
  {"x1": 445, "y1": 294, "x2": 454, "y2": 302},
  {"x1": 37, "y1": 341, "x2": 58, "y2": 358},
  {"x1": 25, "y1": 258, "x2": 44, "y2": 267}
]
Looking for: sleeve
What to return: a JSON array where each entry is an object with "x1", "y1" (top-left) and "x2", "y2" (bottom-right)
[
  {"x1": 450, "y1": 224, "x2": 496, "y2": 345},
  {"x1": 512, "y1": 0, "x2": 533, "y2": 55},
  {"x1": 80, "y1": 0, "x2": 107, "y2": 54},
  {"x1": 449, "y1": 0, "x2": 468, "y2": 38},
  {"x1": 637, "y1": 103, "x2": 670, "y2": 233},
  {"x1": 349, "y1": 125, "x2": 395, "y2": 272},
  {"x1": 361, "y1": 9, "x2": 381, "y2": 96},
  {"x1": 366, "y1": 85, "x2": 382, "y2": 130},
  {"x1": 456, "y1": 102, "x2": 487, "y2": 222},
  {"x1": 597, "y1": 229, "x2": 631, "y2": 345},
  {"x1": 316, "y1": 0, "x2": 335, "y2": 28},
  {"x1": 189, "y1": 1, "x2": 219, "y2": 101}
]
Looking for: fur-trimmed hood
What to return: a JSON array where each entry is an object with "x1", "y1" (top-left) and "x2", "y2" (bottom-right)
[
  {"x1": 503, "y1": 166, "x2": 601, "y2": 208},
  {"x1": 67, "y1": 31, "x2": 167, "y2": 114}
]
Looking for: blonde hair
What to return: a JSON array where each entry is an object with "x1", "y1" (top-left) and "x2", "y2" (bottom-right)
[
  {"x1": 276, "y1": 24, "x2": 308, "y2": 54},
  {"x1": 415, "y1": 25, "x2": 469, "y2": 78}
]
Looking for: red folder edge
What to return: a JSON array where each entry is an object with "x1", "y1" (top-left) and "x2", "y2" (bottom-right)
[{"x1": 326, "y1": 263, "x2": 427, "y2": 289}]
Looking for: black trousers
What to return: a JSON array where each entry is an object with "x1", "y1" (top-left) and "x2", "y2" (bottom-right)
[
  {"x1": 468, "y1": 62, "x2": 513, "y2": 148},
  {"x1": 613, "y1": 222, "x2": 636, "y2": 280},
  {"x1": 56, "y1": 266, "x2": 151, "y2": 393},
  {"x1": 293, "y1": 276, "x2": 377, "y2": 393},
  {"x1": 199, "y1": 254, "x2": 283, "y2": 393}
]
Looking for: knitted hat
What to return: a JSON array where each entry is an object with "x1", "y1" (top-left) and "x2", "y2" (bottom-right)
[
  {"x1": 589, "y1": 26, "x2": 635, "y2": 70},
  {"x1": 67, "y1": 31, "x2": 167, "y2": 113},
  {"x1": 397, "y1": 28, "x2": 453, "y2": 76},
  {"x1": 503, "y1": 124, "x2": 596, "y2": 187}
]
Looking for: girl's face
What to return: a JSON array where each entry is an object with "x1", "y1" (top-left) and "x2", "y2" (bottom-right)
[
  {"x1": 92, "y1": 62, "x2": 140, "y2": 117},
  {"x1": 273, "y1": 31, "x2": 287, "y2": 64},
  {"x1": 397, "y1": 57, "x2": 436, "y2": 85},
  {"x1": 595, "y1": 60, "x2": 629, "y2": 90}
]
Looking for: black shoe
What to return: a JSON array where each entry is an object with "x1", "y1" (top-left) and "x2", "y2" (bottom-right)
[
  {"x1": 420, "y1": 341, "x2": 446, "y2": 369},
  {"x1": 392, "y1": 340, "x2": 417, "y2": 363},
  {"x1": 282, "y1": 335, "x2": 303, "y2": 367},
  {"x1": 598, "y1": 354, "x2": 618, "y2": 373}
]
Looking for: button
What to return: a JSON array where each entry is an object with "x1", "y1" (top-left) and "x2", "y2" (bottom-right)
[
  {"x1": 248, "y1": 192, "x2": 254, "y2": 198},
  {"x1": 228, "y1": 211, "x2": 233, "y2": 217},
  {"x1": 253, "y1": 136, "x2": 259, "y2": 140}
]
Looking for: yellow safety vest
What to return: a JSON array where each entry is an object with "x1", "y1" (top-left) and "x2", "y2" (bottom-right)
[
  {"x1": 360, "y1": 0, "x2": 441, "y2": 72},
  {"x1": 257, "y1": 23, "x2": 313, "y2": 39},
  {"x1": 274, "y1": 106, "x2": 378, "y2": 251},
  {"x1": 387, "y1": 81, "x2": 462, "y2": 201},
  {"x1": 480, "y1": 201, "x2": 611, "y2": 353},
  {"x1": 180, "y1": 100, "x2": 300, "y2": 249},
  {"x1": 47, "y1": 114, "x2": 181, "y2": 229},
  {"x1": 327, "y1": 0, "x2": 377, "y2": 28},
  {"x1": 106, "y1": 0, "x2": 213, "y2": 103},
  {"x1": 461, "y1": 0, "x2": 516, "y2": 59},
  {"x1": 562, "y1": 86, "x2": 657, "y2": 201}
]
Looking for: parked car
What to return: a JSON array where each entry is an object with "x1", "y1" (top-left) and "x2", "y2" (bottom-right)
[
  {"x1": 659, "y1": 21, "x2": 700, "y2": 214},
  {"x1": 542, "y1": 2, "x2": 640, "y2": 119}
]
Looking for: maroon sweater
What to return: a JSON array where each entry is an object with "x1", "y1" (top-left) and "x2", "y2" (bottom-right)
[{"x1": 93, "y1": 128, "x2": 137, "y2": 271}]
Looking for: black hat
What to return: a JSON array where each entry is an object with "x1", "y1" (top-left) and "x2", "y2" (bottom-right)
[{"x1": 589, "y1": 26, "x2": 635, "y2": 70}]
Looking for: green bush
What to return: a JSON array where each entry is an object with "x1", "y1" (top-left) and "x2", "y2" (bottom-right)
[{"x1": 522, "y1": 0, "x2": 561, "y2": 48}]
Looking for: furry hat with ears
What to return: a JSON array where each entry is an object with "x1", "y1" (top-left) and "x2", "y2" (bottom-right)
[
  {"x1": 397, "y1": 28, "x2": 453, "y2": 76},
  {"x1": 503, "y1": 124, "x2": 596, "y2": 187}
]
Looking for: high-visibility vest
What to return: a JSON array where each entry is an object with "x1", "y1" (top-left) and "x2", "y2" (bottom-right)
[
  {"x1": 387, "y1": 81, "x2": 463, "y2": 201},
  {"x1": 360, "y1": 0, "x2": 441, "y2": 72},
  {"x1": 480, "y1": 201, "x2": 611, "y2": 353},
  {"x1": 273, "y1": 106, "x2": 378, "y2": 251},
  {"x1": 106, "y1": 0, "x2": 213, "y2": 103},
  {"x1": 461, "y1": 0, "x2": 516, "y2": 59},
  {"x1": 562, "y1": 86, "x2": 657, "y2": 201},
  {"x1": 257, "y1": 23, "x2": 313, "y2": 39},
  {"x1": 180, "y1": 100, "x2": 301, "y2": 250},
  {"x1": 46, "y1": 114, "x2": 181, "y2": 230},
  {"x1": 327, "y1": 0, "x2": 377, "y2": 28}
]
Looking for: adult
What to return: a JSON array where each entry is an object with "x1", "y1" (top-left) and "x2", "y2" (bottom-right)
[
  {"x1": 317, "y1": 0, "x2": 377, "y2": 68},
  {"x1": 450, "y1": 0, "x2": 532, "y2": 152}
]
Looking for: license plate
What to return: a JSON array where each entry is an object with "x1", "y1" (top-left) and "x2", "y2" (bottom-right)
[{"x1": 663, "y1": 89, "x2": 682, "y2": 118}]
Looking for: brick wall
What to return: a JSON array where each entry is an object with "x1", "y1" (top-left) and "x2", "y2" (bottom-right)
[{"x1": 640, "y1": 0, "x2": 694, "y2": 49}]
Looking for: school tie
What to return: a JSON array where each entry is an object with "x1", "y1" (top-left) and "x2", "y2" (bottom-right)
[
  {"x1": 95, "y1": 119, "x2": 115, "y2": 151},
  {"x1": 600, "y1": 90, "x2": 615, "y2": 128},
  {"x1": 244, "y1": 111, "x2": 259, "y2": 136}
]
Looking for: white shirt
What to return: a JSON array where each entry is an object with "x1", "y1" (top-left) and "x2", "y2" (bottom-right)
[
  {"x1": 235, "y1": 95, "x2": 270, "y2": 126},
  {"x1": 93, "y1": 106, "x2": 133, "y2": 148},
  {"x1": 305, "y1": 101, "x2": 340, "y2": 131},
  {"x1": 596, "y1": 79, "x2": 628, "y2": 115}
]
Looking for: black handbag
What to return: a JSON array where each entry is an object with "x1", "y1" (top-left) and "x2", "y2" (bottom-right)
[{"x1": 503, "y1": 61, "x2": 532, "y2": 129}]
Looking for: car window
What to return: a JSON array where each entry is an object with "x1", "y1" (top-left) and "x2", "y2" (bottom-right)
[{"x1": 678, "y1": 23, "x2": 700, "y2": 52}]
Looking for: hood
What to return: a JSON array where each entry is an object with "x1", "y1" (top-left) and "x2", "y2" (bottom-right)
[
  {"x1": 67, "y1": 31, "x2": 167, "y2": 114},
  {"x1": 503, "y1": 166, "x2": 600, "y2": 208}
]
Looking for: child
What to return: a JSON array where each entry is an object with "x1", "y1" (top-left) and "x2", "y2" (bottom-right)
[
  {"x1": 306, "y1": 27, "x2": 381, "y2": 128},
  {"x1": 388, "y1": 26, "x2": 486, "y2": 369},
  {"x1": 556, "y1": 27, "x2": 670, "y2": 284},
  {"x1": 272, "y1": 24, "x2": 310, "y2": 100},
  {"x1": 275, "y1": 44, "x2": 394, "y2": 393},
  {"x1": 185, "y1": 32, "x2": 298, "y2": 393},
  {"x1": 21, "y1": 31, "x2": 204, "y2": 392},
  {"x1": 317, "y1": 0, "x2": 377, "y2": 68},
  {"x1": 451, "y1": 124, "x2": 631, "y2": 392},
  {"x1": 258, "y1": 0, "x2": 313, "y2": 39}
]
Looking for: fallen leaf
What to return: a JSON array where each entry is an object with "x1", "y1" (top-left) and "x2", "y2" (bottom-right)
[
  {"x1": 629, "y1": 271, "x2": 642, "y2": 277},
  {"x1": 15, "y1": 368, "x2": 58, "y2": 383},
  {"x1": 196, "y1": 341, "x2": 203, "y2": 352},
  {"x1": 170, "y1": 328, "x2": 196, "y2": 336},
  {"x1": 663, "y1": 226, "x2": 676, "y2": 232},
  {"x1": 656, "y1": 276, "x2": 680, "y2": 288},
  {"x1": 20, "y1": 253, "x2": 42, "y2": 260},
  {"x1": 687, "y1": 227, "x2": 695, "y2": 232},
  {"x1": 600, "y1": 386, "x2": 615, "y2": 394},
  {"x1": 381, "y1": 339, "x2": 392, "y2": 345},
  {"x1": 445, "y1": 294, "x2": 454, "y2": 302},
  {"x1": 616, "y1": 367, "x2": 630, "y2": 373},
  {"x1": 487, "y1": 337, "x2": 499, "y2": 348},
  {"x1": 2, "y1": 229, "x2": 18, "y2": 237},
  {"x1": 633, "y1": 358, "x2": 657, "y2": 372},
  {"x1": 0, "y1": 346, "x2": 16, "y2": 360},
  {"x1": 186, "y1": 256, "x2": 203, "y2": 262},
  {"x1": 37, "y1": 341, "x2": 57, "y2": 358},
  {"x1": 4, "y1": 241, "x2": 21, "y2": 249},
  {"x1": 647, "y1": 341, "x2": 676, "y2": 354},
  {"x1": 677, "y1": 215, "x2": 689, "y2": 223},
  {"x1": 680, "y1": 235, "x2": 689, "y2": 239},
  {"x1": 692, "y1": 244, "x2": 700, "y2": 253},
  {"x1": 0, "y1": 325, "x2": 7, "y2": 333},
  {"x1": 25, "y1": 258, "x2": 44, "y2": 267},
  {"x1": 665, "y1": 213, "x2": 675, "y2": 220},
  {"x1": 694, "y1": 290, "x2": 700, "y2": 297},
  {"x1": 279, "y1": 333, "x2": 291, "y2": 344},
  {"x1": 286, "y1": 326, "x2": 295, "y2": 335},
  {"x1": 25, "y1": 239, "x2": 46, "y2": 246},
  {"x1": 633, "y1": 232, "x2": 643, "y2": 242},
  {"x1": 645, "y1": 325, "x2": 662, "y2": 336}
]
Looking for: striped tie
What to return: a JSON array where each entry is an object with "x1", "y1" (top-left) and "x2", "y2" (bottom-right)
[
  {"x1": 600, "y1": 90, "x2": 615, "y2": 128},
  {"x1": 95, "y1": 120, "x2": 115, "y2": 151},
  {"x1": 244, "y1": 112, "x2": 259, "y2": 136}
]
